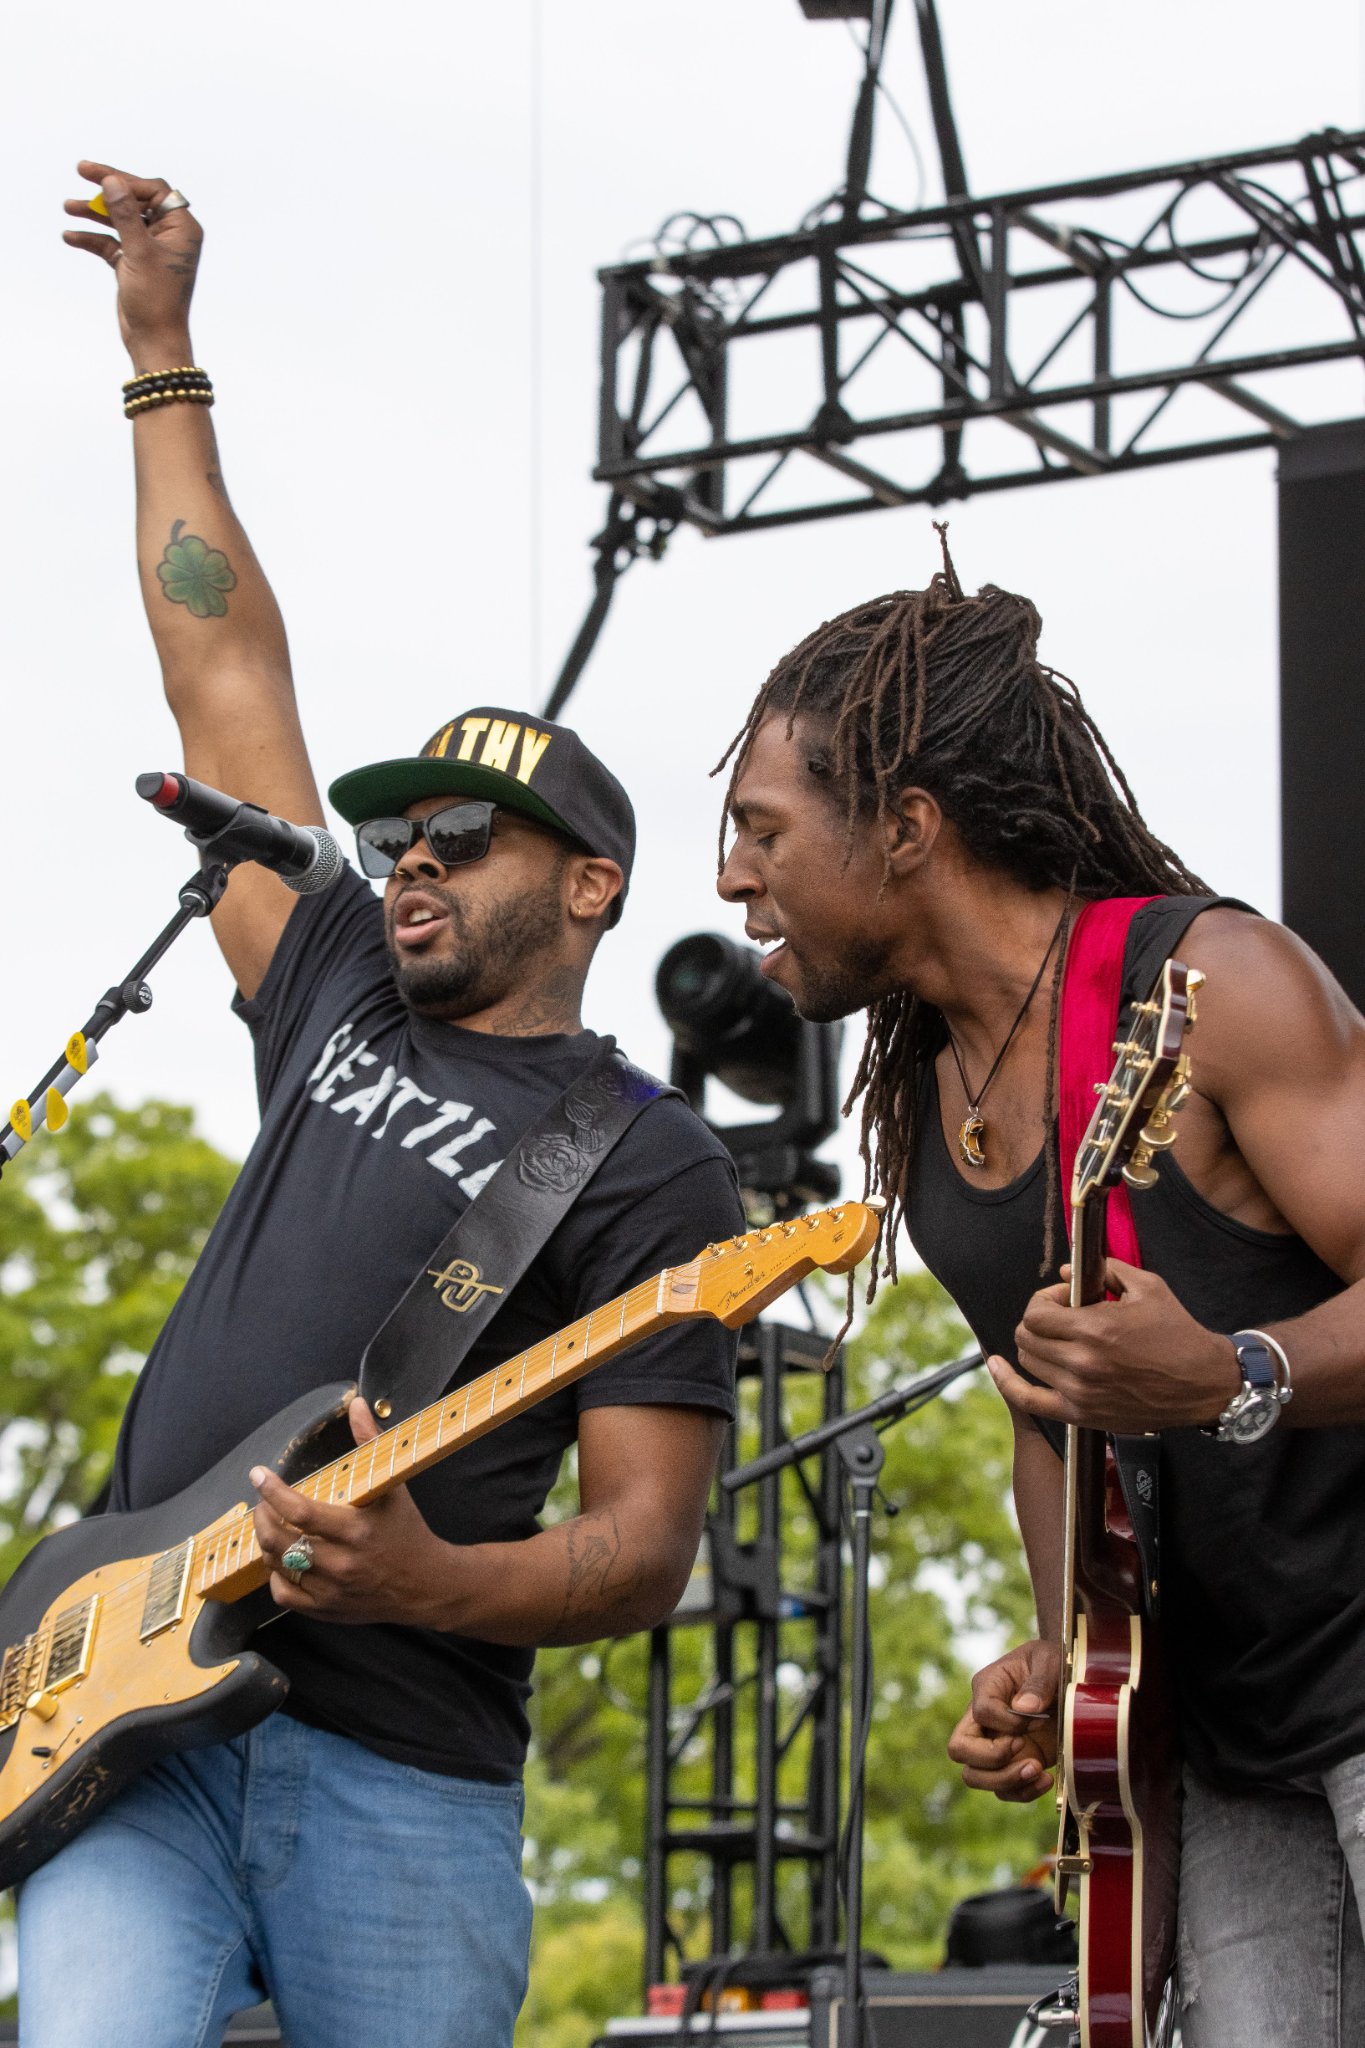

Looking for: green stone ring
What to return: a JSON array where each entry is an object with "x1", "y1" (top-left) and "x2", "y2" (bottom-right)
[{"x1": 281, "y1": 1537, "x2": 314, "y2": 1580}]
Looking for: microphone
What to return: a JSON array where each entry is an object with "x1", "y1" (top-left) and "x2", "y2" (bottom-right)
[{"x1": 136, "y1": 772, "x2": 344, "y2": 896}]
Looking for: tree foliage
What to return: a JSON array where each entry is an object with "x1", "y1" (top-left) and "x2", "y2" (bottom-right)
[{"x1": 0, "y1": 1096, "x2": 237, "y2": 1577}]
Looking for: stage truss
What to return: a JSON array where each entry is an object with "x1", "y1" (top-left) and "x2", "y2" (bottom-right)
[{"x1": 548, "y1": 128, "x2": 1365, "y2": 709}]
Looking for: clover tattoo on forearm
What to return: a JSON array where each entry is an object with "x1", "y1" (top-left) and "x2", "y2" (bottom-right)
[{"x1": 156, "y1": 519, "x2": 237, "y2": 618}]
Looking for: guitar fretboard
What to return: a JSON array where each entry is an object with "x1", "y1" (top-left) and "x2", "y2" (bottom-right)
[{"x1": 194, "y1": 1263, "x2": 691, "y2": 1602}]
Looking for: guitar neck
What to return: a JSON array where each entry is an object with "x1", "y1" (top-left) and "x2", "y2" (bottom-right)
[
  {"x1": 1062, "y1": 1187, "x2": 1147, "y2": 1638},
  {"x1": 1069, "y1": 1188, "x2": 1110, "y2": 1313},
  {"x1": 1060, "y1": 1192, "x2": 1110, "y2": 1658},
  {"x1": 196, "y1": 1263, "x2": 696, "y2": 1603}
]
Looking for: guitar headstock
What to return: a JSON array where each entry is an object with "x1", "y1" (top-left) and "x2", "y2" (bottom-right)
[
  {"x1": 667, "y1": 1201, "x2": 883, "y2": 1335},
  {"x1": 1071, "y1": 958, "x2": 1203, "y2": 1207}
]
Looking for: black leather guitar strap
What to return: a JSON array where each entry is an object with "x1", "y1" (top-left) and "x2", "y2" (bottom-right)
[{"x1": 358, "y1": 1039, "x2": 679, "y2": 1421}]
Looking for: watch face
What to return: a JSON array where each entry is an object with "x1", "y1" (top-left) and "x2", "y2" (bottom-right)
[{"x1": 1227, "y1": 1391, "x2": 1279, "y2": 1444}]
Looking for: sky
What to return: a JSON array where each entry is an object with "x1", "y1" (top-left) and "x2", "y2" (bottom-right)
[{"x1": 1, "y1": 0, "x2": 1362, "y2": 1195}]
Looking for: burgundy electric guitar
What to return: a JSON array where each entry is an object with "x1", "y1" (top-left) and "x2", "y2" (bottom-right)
[{"x1": 1040, "y1": 958, "x2": 1202, "y2": 2048}]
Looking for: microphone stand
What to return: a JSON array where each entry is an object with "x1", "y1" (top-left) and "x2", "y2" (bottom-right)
[
  {"x1": 722, "y1": 1348, "x2": 984, "y2": 2048},
  {"x1": 0, "y1": 858, "x2": 236, "y2": 1177}
]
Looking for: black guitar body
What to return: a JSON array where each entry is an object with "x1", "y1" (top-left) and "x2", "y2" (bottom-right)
[{"x1": 0, "y1": 1383, "x2": 356, "y2": 1889}]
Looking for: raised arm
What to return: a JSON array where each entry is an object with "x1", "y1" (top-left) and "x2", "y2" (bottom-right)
[{"x1": 64, "y1": 160, "x2": 324, "y2": 999}]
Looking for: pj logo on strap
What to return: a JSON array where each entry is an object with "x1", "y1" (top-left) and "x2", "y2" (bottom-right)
[{"x1": 425, "y1": 1259, "x2": 505, "y2": 1314}]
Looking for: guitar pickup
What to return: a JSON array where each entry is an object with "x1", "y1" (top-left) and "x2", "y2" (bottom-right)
[
  {"x1": 43, "y1": 1596, "x2": 100, "y2": 1693},
  {"x1": 140, "y1": 1541, "x2": 192, "y2": 1641}
]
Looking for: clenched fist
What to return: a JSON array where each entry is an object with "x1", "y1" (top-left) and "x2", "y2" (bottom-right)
[{"x1": 947, "y1": 1637, "x2": 1062, "y2": 1803}]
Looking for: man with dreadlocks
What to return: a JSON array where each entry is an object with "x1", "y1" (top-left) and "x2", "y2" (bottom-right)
[{"x1": 716, "y1": 537, "x2": 1365, "y2": 2047}]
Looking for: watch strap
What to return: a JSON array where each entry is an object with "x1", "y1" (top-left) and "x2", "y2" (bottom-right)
[{"x1": 1228, "y1": 1331, "x2": 1277, "y2": 1392}]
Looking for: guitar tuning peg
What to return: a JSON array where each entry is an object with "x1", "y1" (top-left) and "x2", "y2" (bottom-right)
[{"x1": 1122, "y1": 1156, "x2": 1159, "y2": 1190}]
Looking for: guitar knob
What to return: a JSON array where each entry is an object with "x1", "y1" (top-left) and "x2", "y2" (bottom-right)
[{"x1": 25, "y1": 1691, "x2": 58, "y2": 1723}]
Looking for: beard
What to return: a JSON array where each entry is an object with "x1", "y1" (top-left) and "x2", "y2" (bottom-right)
[
  {"x1": 386, "y1": 882, "x2": 568, "y2": 1021},
  {"x1": 783, "y1": 932, "x2": 899, "y2": 1023}
]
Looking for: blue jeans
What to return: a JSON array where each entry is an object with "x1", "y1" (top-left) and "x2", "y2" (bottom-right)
[
  {"x1": 15, "y1": 1714, "x2": 532, "y2": 2048},
  {"x1": 1178, "y1": 1752, "x2": 1365, "y2": 2047}
]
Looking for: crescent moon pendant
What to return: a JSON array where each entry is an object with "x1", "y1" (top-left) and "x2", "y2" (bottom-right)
[{"x1": 957, "y1": 1113, "x2": 987, "y2": 1170}]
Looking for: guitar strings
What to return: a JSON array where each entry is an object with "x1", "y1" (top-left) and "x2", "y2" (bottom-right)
[
  {"x1": 14, "y1": 1264, "x2": 687, "y2": 1643},
  {"x1": 17, "y1": 1218, "x2": 844, "y2": 1652}
]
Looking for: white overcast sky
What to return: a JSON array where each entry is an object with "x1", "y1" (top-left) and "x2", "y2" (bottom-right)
[{"x1": 1, "y1": 0, "x2": 1362, "y2": 1188}]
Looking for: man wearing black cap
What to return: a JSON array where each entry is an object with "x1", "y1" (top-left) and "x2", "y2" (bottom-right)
[{"x1": 30, "y1": 163, "x2": 744, "y2": 2048}]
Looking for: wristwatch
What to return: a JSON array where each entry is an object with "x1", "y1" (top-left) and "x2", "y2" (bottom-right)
[{"x1": 1203, "y1": 1329, "x2": 1293, "y2": 1445}]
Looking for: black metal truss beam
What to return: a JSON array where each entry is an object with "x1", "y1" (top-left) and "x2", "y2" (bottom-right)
[{"x1": 591, "y1": 129, "x2": 1365, "y2": 535}]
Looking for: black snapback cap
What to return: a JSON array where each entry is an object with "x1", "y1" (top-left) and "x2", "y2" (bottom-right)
[{"x1": 328, "y1": 707, "x2": 636, "y2": 920}]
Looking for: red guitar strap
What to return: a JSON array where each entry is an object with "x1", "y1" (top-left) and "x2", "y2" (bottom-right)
[
  {"x1": 1058, "y1": 896, "x2": 1158, "y2": 1265},
  {"x1": 1057, "y1": 893, "x2": 1165, "y2": 1615}
]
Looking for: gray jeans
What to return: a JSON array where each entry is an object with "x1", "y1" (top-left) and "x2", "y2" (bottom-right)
[{"x1": 1177, "y1": 1752, "x2": 1365, "y2": 2047}]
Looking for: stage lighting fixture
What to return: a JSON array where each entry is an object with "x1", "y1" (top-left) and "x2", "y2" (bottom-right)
[{"x1": 655, "y1": 933, "x2": 842, "y2": 1216}]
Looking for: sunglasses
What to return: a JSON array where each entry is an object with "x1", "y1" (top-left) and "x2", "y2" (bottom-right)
[{"x1": 355, "y1": 800, "x2": 499, "y2": 880}]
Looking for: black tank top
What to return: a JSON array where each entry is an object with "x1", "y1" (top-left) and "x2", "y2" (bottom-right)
[{"x1": 907, "y1": 896, "x2": 1365, "y2": 1786}]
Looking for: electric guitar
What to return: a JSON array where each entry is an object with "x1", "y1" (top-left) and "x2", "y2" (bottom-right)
[
  {"x1": 0, "y1": 1199, "x2": 880, "y2": 1889},
  {"x1": 1045, "y1": 959, "x2": 1202, "y2": 2048}
]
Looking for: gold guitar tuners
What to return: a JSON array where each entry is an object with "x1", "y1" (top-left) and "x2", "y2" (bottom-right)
[{"x1": 1122, "y1": 1051, "x2": 1195, "y2": 1188}]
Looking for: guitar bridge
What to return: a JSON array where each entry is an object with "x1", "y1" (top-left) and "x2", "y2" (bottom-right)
[{"x1": 0, "y1": 1635, "x2": 42, "y2": 1732}]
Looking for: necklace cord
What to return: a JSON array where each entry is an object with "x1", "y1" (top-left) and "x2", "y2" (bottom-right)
[{"x1": 945, "y1": 901, "x2": 1070, "y2": 1113}]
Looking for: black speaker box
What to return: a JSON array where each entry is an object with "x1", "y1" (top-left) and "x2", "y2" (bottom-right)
[{"x1": 808, "y1": 1964, "x2": 1063, "y2": 2046}]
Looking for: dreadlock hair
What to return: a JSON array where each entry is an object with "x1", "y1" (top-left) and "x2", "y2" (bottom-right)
[{"x1": 715, "y1": 528, "x2": 1211, "y2": 1303}]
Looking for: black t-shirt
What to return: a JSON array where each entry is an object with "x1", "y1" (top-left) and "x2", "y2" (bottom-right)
[
  {"x1": 906, "y1": 897, "x2": 1365, "y2": 1787},
  {"x1": 108, "y1": 867, "x2": 744, "y2": 1779}
]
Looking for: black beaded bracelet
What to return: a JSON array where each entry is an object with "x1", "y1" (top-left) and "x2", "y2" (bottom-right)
[{"x1": 122, "y1": 366, "x2": 214, "y2": 420}]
